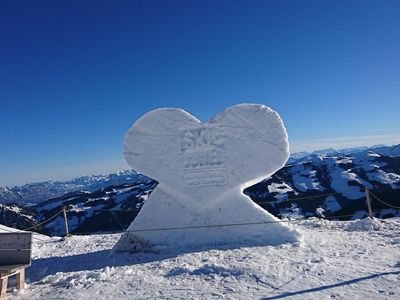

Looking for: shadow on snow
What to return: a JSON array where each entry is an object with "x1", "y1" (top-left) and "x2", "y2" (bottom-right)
[
  {"x1": 262, "y1": 270, "x2": 400, "y2": 300},
  {"x1": 27, "y1": 242, "x2": 278, "y2": 283}
]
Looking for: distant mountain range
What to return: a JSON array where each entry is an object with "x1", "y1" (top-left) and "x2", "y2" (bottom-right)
[
  {"x1": 0, "y1": 170, "x2": 149, "y2": 205},
  {"x1": 0, "y1": 178, "x2": 157, "y2": 235},
  {"x1": 1, "y1": 144, "x2": 399, "y2": 235},
  {"x1": 287, "y1": 144, "x2": 400, "y2": 163}
]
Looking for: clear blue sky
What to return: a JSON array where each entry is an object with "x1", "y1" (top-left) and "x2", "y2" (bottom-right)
[{"x1": 1, "y1": 0, "x2": 399, "y2": 186}]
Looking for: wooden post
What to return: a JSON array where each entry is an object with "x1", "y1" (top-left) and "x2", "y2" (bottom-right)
[
  {"x1": 0, "y1": 276, "x2": 7, "y2": 297},
  {"x1": 365, "y1": 187, "x2": 373, "y2": 218},
  {"x1": 62, "y1": 206, "x2": 70, "y2": 237},
  {"x1": 16, "y1": 269, "x2": 25, "y2": 290}
]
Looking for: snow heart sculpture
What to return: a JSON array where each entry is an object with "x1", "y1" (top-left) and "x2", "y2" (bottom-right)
[{"x1": 114, "y1": 104, "x2": 300, "y2": 252}]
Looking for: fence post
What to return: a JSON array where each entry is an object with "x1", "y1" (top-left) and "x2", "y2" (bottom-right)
[
  {"x1": 62, "y1": 206, "x2": 70, "y2": 237},
  {"x1": 365, "y1": 187, "x2": 373, "y2": 218}
]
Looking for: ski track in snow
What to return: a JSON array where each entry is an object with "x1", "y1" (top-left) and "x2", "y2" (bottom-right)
[{"x1": 3, "y1": 218, "x2": 400, "y2": 300}]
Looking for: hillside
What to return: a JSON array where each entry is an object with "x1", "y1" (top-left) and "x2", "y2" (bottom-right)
[{"x1": 245, "y1": 147, "x2": 400, "y2": 219}]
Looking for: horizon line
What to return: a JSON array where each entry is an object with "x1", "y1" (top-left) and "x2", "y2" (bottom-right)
[{"x1": 1, "y1": 142, "x2": 398, "y2": 188}]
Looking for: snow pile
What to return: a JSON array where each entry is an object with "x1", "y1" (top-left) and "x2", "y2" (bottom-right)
[
  {"x1": 115, "y1": 104, "x2": 300, "y2": 251},
  {"x1": 344, "y1": 217, "x2": 385, "y2": 232},
  {"x1": 42, "y1": 266, "x2": 115, "y2": 288}
]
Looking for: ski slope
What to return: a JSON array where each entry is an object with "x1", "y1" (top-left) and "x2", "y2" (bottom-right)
[{"x1": 2, "y1": 218, "x2": 399, "y2": 299}]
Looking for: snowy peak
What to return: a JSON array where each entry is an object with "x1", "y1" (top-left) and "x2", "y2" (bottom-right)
[
  {"x1": 0, "y1": 170, "x2": 150, "y2": 205},
  {"x1": 287, "y1": 144, "x2": 399, "y2": 164}
]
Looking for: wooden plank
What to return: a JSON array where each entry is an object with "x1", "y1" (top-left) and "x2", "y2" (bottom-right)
[
  {"x1": 0, "y1": 250, "x2": 31, "y2": 266},
  {"x1": 0, "y1": 233, "x2": 32, "y2": 265},
  {"x1": 0, "y1": 233, "x2": 31, "y2": 247},
  {"x1": 0, "y1": 264, "x2": 30, "y2": 274}
]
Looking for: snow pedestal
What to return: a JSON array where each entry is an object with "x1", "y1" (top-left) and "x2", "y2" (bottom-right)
[{"x1": 113, "y1": 104, "x2": 300, "y2": 252}]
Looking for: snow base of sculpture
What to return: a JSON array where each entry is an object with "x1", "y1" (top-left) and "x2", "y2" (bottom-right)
[{"x1": 113, "y1": 184, "x2": 301, "y2": 252}]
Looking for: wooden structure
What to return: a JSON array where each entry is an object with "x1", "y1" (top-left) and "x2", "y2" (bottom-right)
[
  {"x1": 365, "y1": 187, "x2": 373, "y2": 218},
  {"x1": 0, "y1": 232, "x2": 32, "y2": 297}
]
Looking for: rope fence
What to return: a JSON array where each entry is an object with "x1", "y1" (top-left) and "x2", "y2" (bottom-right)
[
  {"x1": 2, "y1": 188, "x2": 398, "y2": 237},
  {"x1": 53, "y1": 212, "x2": 367, "y2": 236},
  {"x1": 369, "y1": 191, "x2": 400, "y2": 210},
  {"x1": 22, "y1": 209, "x2": 65, "y2": 231},
  {"x1": 123, "y1": 212, "x2": 365, "y2": 234}
]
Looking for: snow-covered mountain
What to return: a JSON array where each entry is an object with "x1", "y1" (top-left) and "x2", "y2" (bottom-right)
[
  {"x1": 287, "y1": 144, "x2": 400, "y2": 163},
  {"x1": 245, "y1": 146, "x2": 400, "y2": 219},
  {"x1": 0, "y1": 170, "x2": 149, "y2": 205},
  {"x1": 24, "y1": 179, "x2": 157, "y2": 236},
  {"x1": 0, "y1": 145, "x2": 399, "y2": 235},
  {"x1": 0, "y1": 204, "x2": 36, "y2": 229}
]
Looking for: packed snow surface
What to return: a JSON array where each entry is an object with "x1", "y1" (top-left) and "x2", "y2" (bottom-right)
[
  {"x1": 3, "y1": 218, "x2": 399, "y2": 299},
  {"x1": 118, "y1": 104, "x2": 299, "y2": 250}
]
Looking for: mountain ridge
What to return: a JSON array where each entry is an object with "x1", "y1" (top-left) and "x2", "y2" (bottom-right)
[
  {"x1": 0, "y1": 144, "x2": 399, "y2": 235},
  {"x1": 2, "y1": 144, "x2": 399, "y2": 205},
  {"x1": 0, "y1": 170, "x2": 150, "y2": 205}
]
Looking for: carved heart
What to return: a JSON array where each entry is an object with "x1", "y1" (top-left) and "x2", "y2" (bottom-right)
[
  {"x1": 124, "y1": 104, "x2": 289, "y2": 205},
  {"x1": 113, "y1": 104, "x2": 300, "y2": 251}
]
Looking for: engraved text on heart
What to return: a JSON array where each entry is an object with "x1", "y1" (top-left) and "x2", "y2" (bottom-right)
[{"x1": 180, "y1": 126, "x2": 227, "y2": 187}]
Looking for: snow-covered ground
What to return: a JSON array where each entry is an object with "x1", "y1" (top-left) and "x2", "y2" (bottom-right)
[{"x1": 1, "y1": 218, "x2": 399, "y2": 299}]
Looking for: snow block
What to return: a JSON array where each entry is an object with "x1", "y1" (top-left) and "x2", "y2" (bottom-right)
[{"x1": 113, "y1": 104, "x2": 300, "y2": 252}]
